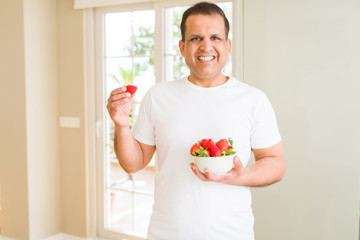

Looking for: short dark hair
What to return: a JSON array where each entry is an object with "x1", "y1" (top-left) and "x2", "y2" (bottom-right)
[{"x1": 180, "y1": 2, "x2": 230, "y2": 42}]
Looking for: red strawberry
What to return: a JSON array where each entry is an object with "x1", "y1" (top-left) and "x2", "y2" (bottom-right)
[
  {"x1": 204, "y1": 149, "x2": 210, "y2": 156},
  {"x1": 210, "y1": 145, "x2": 222, "y2": 157},
  {"x1": 216, "y1": 139, "x2": 231, "y2": 152},
  {"x1": 202, "y1": 139, "x2": 215, "y2": 150},
  {"x1": 199, "y1": 139, "x2": 207, "y2": 146},
  {"x1": 190, "y1": 143, "x2": 201, "y2": 155},
  {"x1": 199, "y1": 148, "x2": 210, "y2": 157},
  {"x1": 125, "y1": 85, "x2": 137, "y2": 95}
]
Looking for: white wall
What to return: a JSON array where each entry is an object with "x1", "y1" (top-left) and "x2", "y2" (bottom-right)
[
  {"x1": 57, "y1": 0, "x2": 89, "y2": 236},
  {"x1": 0, "y1": 0, "x2": 29, "y2": 238},
  {"x1": 0, "y1": 0, "x2": 88, "y2": 238},
  {"x1": 243, "y1": 0, "x2": 360, "y2": 239},
  {"x1": 0, "y1": 0, "x2": 61, "y2": 239},
  {"x1": 23, "y1": 0, "x2": 62, "y2": 238}
]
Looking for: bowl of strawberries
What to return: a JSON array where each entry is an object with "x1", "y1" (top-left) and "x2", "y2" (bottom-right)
[{"x1": 190, "y1": 138, "x2": 236, "y2": 175}]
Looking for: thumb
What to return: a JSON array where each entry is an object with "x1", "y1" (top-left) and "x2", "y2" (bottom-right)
[{"x1": 233, "y1": 155, "x2": 243, "y2": 170}]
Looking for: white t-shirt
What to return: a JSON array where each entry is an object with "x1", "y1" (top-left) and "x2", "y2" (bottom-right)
[{"x1": 132, "y1": 76, "x2": 281, "y2": 240}]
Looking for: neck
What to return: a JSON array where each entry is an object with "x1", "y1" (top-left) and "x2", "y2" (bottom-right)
[{"x1": 188, "y1": 75, "x2": 229, "y2": 88}]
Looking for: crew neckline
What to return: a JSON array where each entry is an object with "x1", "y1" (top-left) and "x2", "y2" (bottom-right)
[{"x1": 184, "y1": 75, "x2": 233, "y2": 91}]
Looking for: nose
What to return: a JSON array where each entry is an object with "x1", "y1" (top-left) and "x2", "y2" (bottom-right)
[{"x1": 199, "y1": 37, "x2": 212, "y2": 52}]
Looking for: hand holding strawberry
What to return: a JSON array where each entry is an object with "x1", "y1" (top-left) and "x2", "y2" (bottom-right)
[{"x1": 106, "y1": 85, "x2": 137, "y2": 127}]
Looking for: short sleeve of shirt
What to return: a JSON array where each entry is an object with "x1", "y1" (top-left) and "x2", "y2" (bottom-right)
[
  {"x1": 131, "y1": 90, "x2": 156, "y2": 146},
  {"x1": 250, "y1": 95, "x2": 281, "y2": 149}
]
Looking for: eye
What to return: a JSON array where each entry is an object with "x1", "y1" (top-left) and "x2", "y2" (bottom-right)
[
  {"x1": 211, "y1": 36, "x2": 221, "y2": 40},
  {"x1": 190, "y1": 36, "x2": 201, "y2": 42}
]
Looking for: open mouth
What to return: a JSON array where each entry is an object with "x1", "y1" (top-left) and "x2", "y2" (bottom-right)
[{"x1": 197, "y1": 56, "x2": 215, "y2": 62}]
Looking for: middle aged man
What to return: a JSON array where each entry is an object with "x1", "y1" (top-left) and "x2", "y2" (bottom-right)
[{"x1": 107, "y1": 2, "x2": 286, "y2": 240}]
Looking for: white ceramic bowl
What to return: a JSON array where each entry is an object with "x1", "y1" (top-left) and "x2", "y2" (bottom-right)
[{"x1": 192, "y1": 154, "x2": 236, "y2": 175}]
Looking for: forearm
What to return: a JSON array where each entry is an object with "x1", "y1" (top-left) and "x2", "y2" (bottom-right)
[
  {"x1": 239, "y1": 156, "x2": 286, "y2": 187},
  {"x1": 113, "y1": 125, "x2": 145, "y2": 173}
]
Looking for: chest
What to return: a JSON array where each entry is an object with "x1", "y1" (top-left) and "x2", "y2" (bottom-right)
[{"x1": 152, "y1": 91, "x2": 254, "y2": 153}]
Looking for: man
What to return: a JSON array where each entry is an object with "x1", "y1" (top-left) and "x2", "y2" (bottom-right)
[{"x1": 107, "y1": 2, "x2": 286, "y2": 240}]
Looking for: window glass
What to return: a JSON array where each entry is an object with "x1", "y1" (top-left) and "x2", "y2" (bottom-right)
[
  {"x1": 164, "y1": 6, "x2": 189, "y2": 81},
  {"x1": 104, "y1": 10, "x2": 155, "y2": 238},
  {"x1": 105, "y1": 12, "x2": 132, "y2": 57}
]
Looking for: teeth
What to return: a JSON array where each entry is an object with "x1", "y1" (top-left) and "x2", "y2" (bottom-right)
[{"x1": 198, "y1": 56, "x2": 214, "y2": 61}]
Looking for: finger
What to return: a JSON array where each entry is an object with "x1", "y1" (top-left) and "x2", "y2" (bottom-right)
[
  {"x1": 108, "y1": 89, "x2": 131, "y2": 103},
  {"x1": 190, "y1": 163, "x2": 209, "y2": 181},
  {"x1": 233, "y1": 155, "x2": 243, "y2": 170},
  {"x1": 110, "y1": 86, "x2": 127, "y2": 97},
  {"x1": 203, "y1": 168, "x2": 226, "y2": 181},
  {"x1": 108, "y1": 92, "x2": 131, "y2": 103},
  {"x1": 108, "y1": 91, "x2": 132, "y2": 105},
  {"x1": 107, "y1": 98, "x2": 130, "y2": 115}
]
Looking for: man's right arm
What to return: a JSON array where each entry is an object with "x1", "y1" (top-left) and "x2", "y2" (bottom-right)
[
  {"x1": 114, "y1": 125, "x2": 156, "y2": 173},
  {"x1": 107, "y1": 86, "x2": 155, "y2": 173}
]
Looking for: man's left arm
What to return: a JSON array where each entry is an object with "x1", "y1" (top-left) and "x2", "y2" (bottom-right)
[{"x1": 190, "y1": 141, "x2": 286, "y2": 187}]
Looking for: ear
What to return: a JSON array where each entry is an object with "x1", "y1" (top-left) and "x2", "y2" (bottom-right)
[
  {"x1": 178, "y1": 40, "x2": 185, "y2": 57},
  {"x1": 227, "y1": 38, "x2": 232, "y2": 54}
]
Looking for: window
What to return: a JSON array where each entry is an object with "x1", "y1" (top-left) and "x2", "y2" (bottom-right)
[{"x1": 94, "y1": 1, "x2": 240, "y2": 239}]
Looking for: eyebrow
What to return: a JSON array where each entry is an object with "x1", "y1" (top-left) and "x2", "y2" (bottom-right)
[
  {"x1": 188, "y1": 33, "x2": 222, "y2": 38},
  {"x1": 189, "y1": 34, "x2": 201, "y2": 38}
]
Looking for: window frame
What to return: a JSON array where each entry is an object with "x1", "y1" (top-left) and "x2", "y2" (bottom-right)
[
  {"x1": 95, "y1": 5, "x2": 157, "y2": 240},
  {"x1": 90, "y1": 1, "x2": 243, "y2": 239}
]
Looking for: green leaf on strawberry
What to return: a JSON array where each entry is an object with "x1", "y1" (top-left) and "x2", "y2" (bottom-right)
[
  {"x1": 192, "y1": 137, "x2": 236, "y2": 157},
  {"x1": 196, "y1": 146, "x2": 210, "y2": 157},
  {"x1": 222, "y1": 148, "x2": 237, "y2": 156}
]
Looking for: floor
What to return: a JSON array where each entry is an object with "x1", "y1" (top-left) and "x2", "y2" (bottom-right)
[{"x1": 108, "y1": 162, "x2": 156, "y2": 238}]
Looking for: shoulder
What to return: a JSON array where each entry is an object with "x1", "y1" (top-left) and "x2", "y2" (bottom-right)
[{"x1": 228, "y1": 77, "x2": 267, "y2": 99}]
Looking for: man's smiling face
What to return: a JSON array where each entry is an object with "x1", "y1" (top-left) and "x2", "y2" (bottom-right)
[{"x1": 179, "y1": 14, "x2": 231, "y2": 86}]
